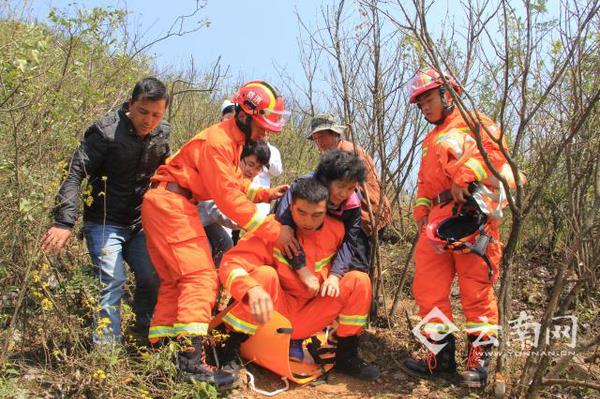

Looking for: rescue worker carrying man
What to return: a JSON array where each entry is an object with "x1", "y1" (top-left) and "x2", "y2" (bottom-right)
[
  {"x1": 141, "y1": 81, "x2": 292, "y2": 387},
  {"x1": 401, "y1": 68, "x2": 520, "y2": 388},
  {"x1": 218, "y1": 177, "x2": 380, "y2": 380}
]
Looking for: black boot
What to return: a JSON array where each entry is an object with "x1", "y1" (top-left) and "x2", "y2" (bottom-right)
[
  {"x1": 459, "y1": 335, "x2": 493, "y2": 388},
  {"x1": 127, "y1": 323, "x2": 150, "y2": 347},
  {"x1": 148, "y1": 336, "x2": 171, "y2": 351},
  {"x1": 177, "y1": 336, "x2": 237, "y2": 388},
  {"x1": 215, "y1": 328, "x2": 249, "y2": 370},
  {"x1": 334, "y1": 335, "x2": 380, "y2": 380},
  {"x1": 401, "y1": 334, "x2": 457, "y2": 381}
]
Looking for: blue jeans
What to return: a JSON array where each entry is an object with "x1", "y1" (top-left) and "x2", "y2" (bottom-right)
[{"x1": 84, "y1": 222, "x2": 159, "y2": 344}]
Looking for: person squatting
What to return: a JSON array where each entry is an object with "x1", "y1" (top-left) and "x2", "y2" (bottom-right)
[{"x1": 44, "y1": 71, "x2": 518, "y2": 390}]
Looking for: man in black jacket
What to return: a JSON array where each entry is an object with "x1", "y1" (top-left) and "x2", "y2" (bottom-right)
[{"x1": 41, "y1": 77, "x2": 170, "y2": 345}]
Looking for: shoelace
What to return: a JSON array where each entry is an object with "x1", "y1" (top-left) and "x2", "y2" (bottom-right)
[
  {"x1": 424, "y1": 351, "x2": 438, "y2": 373},
  {"x1": 467, "y1": 345, "x2": 484, "y2": 369}
]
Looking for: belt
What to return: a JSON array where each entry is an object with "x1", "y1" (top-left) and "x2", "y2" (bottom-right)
[
  {"x1": 432, "y1": 190, "x2": 453, "y2": 206},
  {"x1": 150, "y1": 181, "x2": 193, "y2": 200}
]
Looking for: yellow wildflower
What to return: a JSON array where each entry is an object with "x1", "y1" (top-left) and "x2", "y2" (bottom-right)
[
  {"x1": 40, "y1": 298, "x2": 53, "y2": 311},
  {"x1": 92, "y1": 369, "x2": 107, "y2": 380}
]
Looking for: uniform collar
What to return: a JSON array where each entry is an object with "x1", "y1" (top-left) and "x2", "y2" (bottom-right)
[
  {"x1": 223, "y1": 116, "x2": 247, "y2": 145},
  {"x1": 432, "y1": 107, "x2": 461, "y2": 133},
  {"x1": 296, "y1": 217, "x2": 328, "y2": 240}
]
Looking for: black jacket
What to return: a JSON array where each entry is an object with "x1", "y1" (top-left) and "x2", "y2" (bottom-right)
[{"x1": 53, "y1": 104, "x2": 170, "y2": 229}]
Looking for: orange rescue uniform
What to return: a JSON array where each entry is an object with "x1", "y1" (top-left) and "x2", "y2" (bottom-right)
[
  {"x1": 219, "y1": 215, "x2": 371, "y2": 339},
  {"x1": 413, "y1": 108, "x2": 508, "y2": 338},
  {"x1": 142, "y1": 117, "x2": 281, "y2": 341}
]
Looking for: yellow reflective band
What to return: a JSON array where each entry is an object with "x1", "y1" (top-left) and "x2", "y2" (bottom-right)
[
  {"x1": 436, "y1": 134, "x2": 463, "y2": 156},
  {"x1": 465, "y1": 158, "x2": 488, "y2": 181},
  {"x1": 246, "y1": 82, "x2": 276, "y2": 110},
  {"x1": 226, "y1": 268, "x2": 249, "y2": 292},
  {"x1": 273, "y1": 248, "x2": 291, "y2": 266},
  {"x1": 243, "y1": 210, "x2": 266, "y2": 233},
  {"x1": 423, "y1": 322, "x2": 452, "y2": 333},
  {"x1": 339, "y1": 314, "x2": 368, "y2": 326},
  {"x1": 415, "y1": 197, "x2": 432, "y2": 209},
  {"x1": 223, "y1": 312, "x2": 257, "y2": 335},
  {"x1": 314, "y1": 253, "x2": 335, "y2": 272},
  {"x1": 246, "y1": 184, "x2": 259, "y2": 202},
  {"x1": 465, "y1": 322, "x2": 499, "y2": 336},
  {"x1": 173, "y1": 322, "x2": 208, "y2": 336},
  {"x1": 148, "y1": 325, "x2": 176, "y2": 339},
  {"x1": 422, "y1": 146, "x2": 429, "y2": 157}
]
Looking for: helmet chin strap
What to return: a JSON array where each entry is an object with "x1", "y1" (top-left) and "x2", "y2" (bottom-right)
[
  {"x1": 430, "y1": 86, "x2": 455, "y2": 125},
  {"x1": 235, "y1": 106, "x2": 254, "y2": 142}
]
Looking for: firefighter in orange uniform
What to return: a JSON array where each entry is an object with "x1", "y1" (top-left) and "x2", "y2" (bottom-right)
[
  {"x1": 141, "y1": 81, "x2": 292, "y2": 387},
  {"x1": 401, "y1": 68, "x2": 518, "y2": 388},
  {"x1": 218, "y1": 177, "x2": 380, "y2": 380}
]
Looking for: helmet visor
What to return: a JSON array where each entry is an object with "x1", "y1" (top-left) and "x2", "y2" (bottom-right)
[{"x1": 257, "y1": 108, "x2": 291, "y2": 131}]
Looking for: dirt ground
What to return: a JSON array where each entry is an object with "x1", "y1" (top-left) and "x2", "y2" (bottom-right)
[{"x1": 226, "y1": 301, "x2": 489, "y2": 399}]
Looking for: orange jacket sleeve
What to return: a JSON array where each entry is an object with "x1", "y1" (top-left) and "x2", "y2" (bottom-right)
[
  {"x1": 435, "y1": 129, "x2": 490, "y2": 188},
  {"x1": 413, "y1": 141, "x2": 436, "y2": 221},
  {"x1": 219, "y1": 235, "x2": 273, "y2": 301},
  {"x1": 243, "y1": 179, "x2": 275, "y2": 203},
  {"x1": 196, "y1": 137, "x2": 281, "y2": 242}
]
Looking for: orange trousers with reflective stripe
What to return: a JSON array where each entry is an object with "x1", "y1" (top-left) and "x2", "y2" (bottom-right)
[
  {"x1": 413, "y1": 212, "x2": 501, "y2": 337},
  {"x1": 224, "y1": 267, "x2": 372, "y2": 339},
  {"x1": 141, "y1": 186, "x2": 218, "y2": 340}
]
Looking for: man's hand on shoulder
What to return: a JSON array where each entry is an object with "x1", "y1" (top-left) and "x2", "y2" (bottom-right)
[
  {"x1": 276, "y1": 225, "x2": 301, "y2": 258},
  {"x1": 269, "y1": 184, "x2": 289, "y2": 200}
]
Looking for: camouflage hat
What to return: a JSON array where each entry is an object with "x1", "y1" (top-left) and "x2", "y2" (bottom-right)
[{"x1": 306, "y1": 113, "x2": 346, "y2": 139}]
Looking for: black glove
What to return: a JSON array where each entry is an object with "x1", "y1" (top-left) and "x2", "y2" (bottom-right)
[{"x1": 285, "y1": 245, "x2": 306, "y2": 270}]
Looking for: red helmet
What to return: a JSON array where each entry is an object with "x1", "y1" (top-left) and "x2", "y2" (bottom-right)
[
  {"x1": 231, "y1": 81, "x2": 290, "y2": 133},
  {"x1": 408, "y1": 68, "x2": 462, "y2": 103},
  {"x1": 425, "y1": 201, "x2": 488, "y2": 254}
]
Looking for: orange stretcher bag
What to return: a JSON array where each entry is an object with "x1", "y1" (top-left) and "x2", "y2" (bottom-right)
[{"x1": 211, "y1": 308, "x2": 336, "y2": 385}]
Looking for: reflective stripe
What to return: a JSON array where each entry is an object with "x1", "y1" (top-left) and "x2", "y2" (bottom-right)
[
  {"x1": 415, "y1": 197, "x2": 432, "y2": 209},
  {"x1": 422, "y1": 146, "x2": 429, "y2": 157},
  {"x1": 173, "y1": 322, "x2": 208, "y2": 336},
  {"x1": 148, "y1": 325, "x2": 176, "y2": 339},
  {"x1": 314, "y1": 253, "x2": 335, "y2": 272},
  {"x1": 338, "y1": 314, "x2": 368, "y2": 327},
  {"x1": 243, "y1": 210, "x2": 266, "y2": 233},
  {"x1": 223, "y1": 312, "x2": 257, "y2": 335},
  {"x1": 465, "y1": 322, "x2": 499, "y2": 336},
  {"x1": 273, "y1": 248, "x2": 291, "y2": 266},
  {"x1": 436, "y1": 133, "x2": 463, "y2": 157},
  {"x1": 465, "y1": 158, "x2": 488, "y2": 181},
  {"x1": 423, "y1": 322, "x2": 453, "y2": 334},
  {"x1": 246, "y1": 184, "x2": 260, "y2": 202},
  {"x1": 226, "y1": 267, "x2": 249, "y2": 292},
  {"x1": 485, "y1": 124, "x2": 500, "y2": 140}
]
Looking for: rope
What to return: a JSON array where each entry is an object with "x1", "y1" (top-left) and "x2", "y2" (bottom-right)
[{"x1": 245, "y1": 370, "x2": 289, "y2": 397}]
